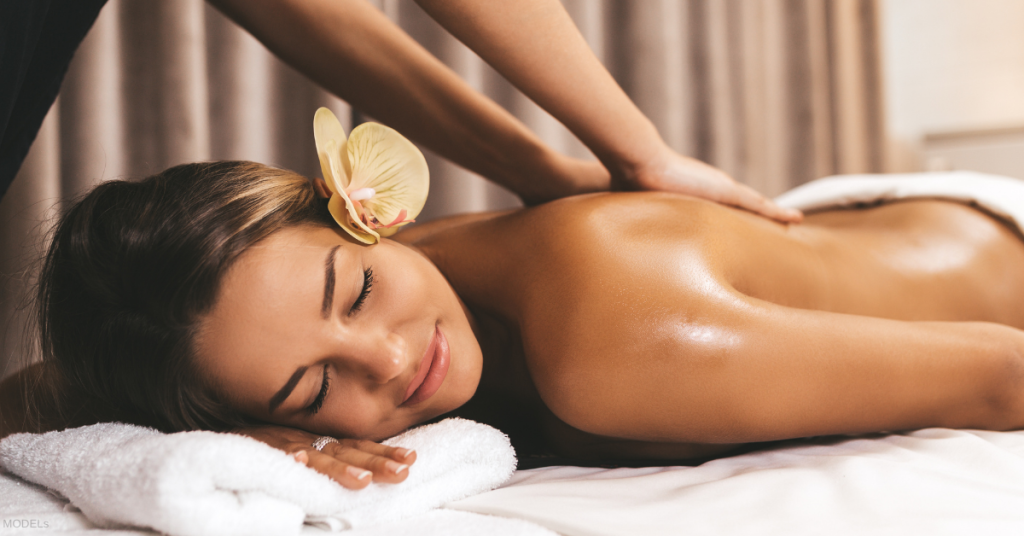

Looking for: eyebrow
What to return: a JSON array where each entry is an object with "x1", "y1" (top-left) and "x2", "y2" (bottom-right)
[
  {"x1": 269, "y1": 366, "x2": 308, "y2": 414},
  {"x1": 321, "y1": 245, "x2": 340, "y2": 319}
]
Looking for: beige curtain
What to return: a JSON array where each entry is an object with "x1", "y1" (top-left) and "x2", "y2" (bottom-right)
[{"x1": 0, "y1": 0, "x2": 884, "y2": 376}]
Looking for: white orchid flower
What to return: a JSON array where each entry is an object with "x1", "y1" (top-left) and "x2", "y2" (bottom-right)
[{"x1": 313, "y1": 107, "x2": 429, "y2": 244}]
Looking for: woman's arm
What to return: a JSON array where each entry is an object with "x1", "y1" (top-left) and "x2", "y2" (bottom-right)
[
  {"x1": 546, "y1": 293, "x2": 1024, "y2": 444},
  {"x1": 207, "y1": 0, "x2": 798, "y2": 221},
  {"x1": 207, "y1": 0, "x2": 608, "y2": 205},
  {"x1": 413, "y1": 0, "x2": 800, "y2": 223}
]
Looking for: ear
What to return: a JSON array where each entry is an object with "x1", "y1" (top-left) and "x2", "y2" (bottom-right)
[{"x1": 311, "y1": 177, "x2": 331, "y2": 199}]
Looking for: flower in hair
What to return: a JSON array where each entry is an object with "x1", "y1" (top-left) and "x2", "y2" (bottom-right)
[{"x1": 313, "y1": 107, "x2": 429, "y2": 244}]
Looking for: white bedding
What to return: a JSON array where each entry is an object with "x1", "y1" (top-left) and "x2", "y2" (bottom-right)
[
  {"x1": 6, "y1": 428, "x2": 1024, "y2": 535},
  {"x1": 450, "y1": 429, "x2": 1024, "y2": 535}
]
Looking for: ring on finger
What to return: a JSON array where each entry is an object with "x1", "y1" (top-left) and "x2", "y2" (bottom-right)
[{"x1": 312, "y1": 436, "x2": 339, "y2": 451}]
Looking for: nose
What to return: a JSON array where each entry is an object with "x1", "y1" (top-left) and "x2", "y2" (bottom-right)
[{"x1": 345, "y1": 328, "x2": 407, "y2": 384}]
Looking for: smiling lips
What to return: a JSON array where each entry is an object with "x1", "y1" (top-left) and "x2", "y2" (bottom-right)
[{"x1": 401, "y1": 326, "x2": 450, "y2": 406}]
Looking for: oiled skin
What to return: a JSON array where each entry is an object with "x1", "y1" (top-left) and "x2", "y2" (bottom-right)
[{"x1": 402, "y1": 193, "x2": 1024, "y2": 460}]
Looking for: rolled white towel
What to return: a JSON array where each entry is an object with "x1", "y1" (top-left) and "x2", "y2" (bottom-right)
[
  {"x1": 0, "y1": 418, "x2": 521, "y2": 536},
  {"x1": 775, "y1": 171, "x2": 1024, "y2": 235}
]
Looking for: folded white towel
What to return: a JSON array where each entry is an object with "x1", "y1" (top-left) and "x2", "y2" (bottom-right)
[
  {"x1": 0, "y1": 418, "x2": 531, "y2": 536},
  {"x1": 775, "y1": 171, "x2": 1024, "y2": 235}
]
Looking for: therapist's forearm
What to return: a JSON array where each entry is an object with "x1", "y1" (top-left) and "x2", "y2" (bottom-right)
[
  {"x1": 206, "y1": 0, "x2": 609, "y2": 203},
  {"x1": 413, "y1": 0, "x2": 666, "y2": 181}
]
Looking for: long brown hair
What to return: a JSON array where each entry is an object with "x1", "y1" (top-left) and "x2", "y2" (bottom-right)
[{"x1": 37, "y1": 161, "x2": 334, "y2": 431}]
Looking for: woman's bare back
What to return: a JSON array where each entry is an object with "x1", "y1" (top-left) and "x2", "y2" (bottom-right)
[
  {"x1": 409, "y1": 193, "x2": 1024, "y2": 460},
  {"x1": 730, "y1": 198, "x2": 1024, "y2": 326}
]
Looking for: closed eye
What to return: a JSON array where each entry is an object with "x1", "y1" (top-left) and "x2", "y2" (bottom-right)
[
  {"x1": 305, "y1": 365, "x2": 330, "y2": 415},
  {"x1": 350, "y1": 267, "x2": 374, "y2": 315}
]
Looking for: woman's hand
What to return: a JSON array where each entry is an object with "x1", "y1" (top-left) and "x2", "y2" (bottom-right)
[
  {"x1": 616, "y1": 145, "x2": 803, "y2": 224},
  {"x1": 232, "y1": 425, "x2": 416, "y2": 490}
]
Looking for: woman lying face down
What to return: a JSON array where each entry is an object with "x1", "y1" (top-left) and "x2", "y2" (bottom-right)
[{"x1": 28, "y1": 161, "x2": 1024, "y2": 489}]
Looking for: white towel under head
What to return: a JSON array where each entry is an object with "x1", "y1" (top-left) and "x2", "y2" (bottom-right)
[{"x1": 0, "y1": 418, "x2": 522, "y2": 536}]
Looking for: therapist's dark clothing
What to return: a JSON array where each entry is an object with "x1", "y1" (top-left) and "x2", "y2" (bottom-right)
[{"x1": 0, "y1": 0, "x2": 108, "y2": 200}]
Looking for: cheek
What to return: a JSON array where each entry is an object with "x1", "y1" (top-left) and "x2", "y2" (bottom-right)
[
  {"x1": 321, "y1": 395, "x2": 387, "y2": 439},
  {"x1": 381, "y1": 253, "x2": 442, "y2": 312},
  {"x1": 450, "y1": 339, "x2": 483, "y2": 404}
]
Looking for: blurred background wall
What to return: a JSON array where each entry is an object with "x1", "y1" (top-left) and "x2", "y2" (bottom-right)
[
  {"x1": 881, "y1": 0, "x2": 1024, "y2": 177},
  {"x1": 0, "y1": 0, "x2": 982, "y2": 376}
]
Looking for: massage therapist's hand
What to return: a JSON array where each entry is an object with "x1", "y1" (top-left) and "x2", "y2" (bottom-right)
[
  {"x1": 232, "y1": 425, "x2": 416, "y2": 490},
  {"x1": 617, "y1": 144, "x2": 803, "y2": 224}
]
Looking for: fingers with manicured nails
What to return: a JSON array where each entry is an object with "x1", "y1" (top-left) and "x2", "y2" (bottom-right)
[
  {"x1": 392, "y1": 447, "x2": 417, "y2": 465},
  {"x1": 346, "y1": 439, "x2": 417, "y2": 466},
  {"x1": 318, "y1": 440, "x2": 412, "y2": 484},
  {"x1": 329, "y1": 438, "x2": 417, "y2": 470},
  {"x1": 305, "y1": 450, "x2": 374, "y2": 489},
  {"x1": 230, "y1": 425, "x2": 419, "y2": 488}
]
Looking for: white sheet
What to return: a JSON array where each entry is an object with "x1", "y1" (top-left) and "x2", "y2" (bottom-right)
[
  {"x1": 448, "y1": 429, "x2": 1024, "y2": 535},
  {"x1": 0, "y1": 471, "x2": 548, "y2": 536},
  {"x1": 8, "y1": 429, "x2": 1024, "y2": 535}
]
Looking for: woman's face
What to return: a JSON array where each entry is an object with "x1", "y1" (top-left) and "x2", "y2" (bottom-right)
[{"x1": 197, "y1": 225, "x2": 482, "y2": 440}]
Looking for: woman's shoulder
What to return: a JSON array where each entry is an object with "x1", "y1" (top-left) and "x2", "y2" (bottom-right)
[
  {"x1": 401, "y1": 192, "x2": 733, "y2": 285},
  {"x1": 527, "y1": 191, "x2": 720, "y2": 231},
  {"x1": 392, "y1": 209, "x2": 518, "y2": 246},
  {"x1": 501, "y1": 192, "x2": 729, "y2": 254},
  {"x1": 518, "y1": 192, "x2": 738, "y2": 268},
  {"x1": 397, "y1": 191, "x2": 725, "y2": 246}
]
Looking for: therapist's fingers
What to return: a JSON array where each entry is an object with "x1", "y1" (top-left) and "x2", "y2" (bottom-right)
[
  {"x1": 670, "y1": 161, "x2": 804, "y2": 224},
  {"x1": 622, "y1": 147, "x2": 803, "y2": 224},
  {"x1": 725, "y1": 181, "x2": 804, "y2": 224}
]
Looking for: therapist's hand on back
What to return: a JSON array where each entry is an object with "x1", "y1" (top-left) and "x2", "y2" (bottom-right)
[
  {"x1": 233, "y1": 425, "x2": 416, "y2": 489},
  {"x1": 615, "y1": 144, "x2": 804, "y2": 224}
]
